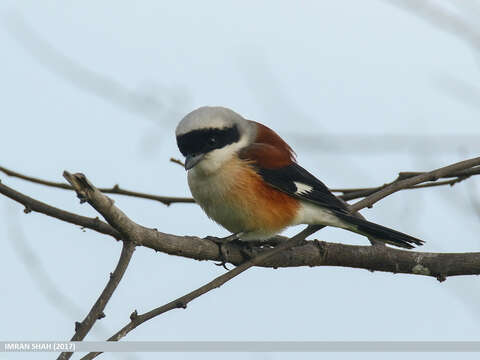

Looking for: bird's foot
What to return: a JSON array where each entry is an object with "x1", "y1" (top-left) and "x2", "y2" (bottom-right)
[
  {"x1": 214, "y1": 243, "x2": 231, "y2": 270},
  {"x1": 216, "y1": 241, "x2": 258, "y2": 267},
  {"x1": 204, "y1": 233, "x2": 244, "y2": 270}
]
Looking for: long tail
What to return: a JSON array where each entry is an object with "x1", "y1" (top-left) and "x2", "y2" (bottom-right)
[{"x1": 334, "y1": 212, "x2": 424, "y2": 249}]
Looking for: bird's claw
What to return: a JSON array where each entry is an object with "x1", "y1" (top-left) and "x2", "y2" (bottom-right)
[
  {"x1": 203, "y1": 235, "x2": 233, "y2": 269},
  {"x1": 205, "y1": 233, "x2": 253, "y2": 269},
  {"x1": 214, "y1": 242, "x2": 231, "y2": 270}
]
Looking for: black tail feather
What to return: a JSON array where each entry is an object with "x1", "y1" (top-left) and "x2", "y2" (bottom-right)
[{"x1": 335, "y1": 213, "x2": 424, "y2": 249}]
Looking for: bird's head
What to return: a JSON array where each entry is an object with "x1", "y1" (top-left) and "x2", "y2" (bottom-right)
[{"x1": 176, "y1": 106, "x2": 255, "y2": 173}]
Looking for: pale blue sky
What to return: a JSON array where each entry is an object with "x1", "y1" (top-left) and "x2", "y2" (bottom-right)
[{"x1": 1, "y1": 1, "x2": 479, "y2": 360}]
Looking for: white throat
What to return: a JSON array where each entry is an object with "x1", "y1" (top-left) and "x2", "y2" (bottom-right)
[{"x1": 188, "y1": 134, "x2": 249, "y2": 177}]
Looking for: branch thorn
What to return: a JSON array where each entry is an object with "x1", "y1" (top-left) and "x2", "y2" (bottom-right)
[
  {"x1": 130, "y1": 310, "x2": 138, "y2": 321},
  {"x1": 175, "y1": 301, "x2": 187, "y2": 309}
]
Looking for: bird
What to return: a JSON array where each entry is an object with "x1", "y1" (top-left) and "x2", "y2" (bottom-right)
[{"x1": 175, "y1": 106, "x2": 424, "y2": 249}]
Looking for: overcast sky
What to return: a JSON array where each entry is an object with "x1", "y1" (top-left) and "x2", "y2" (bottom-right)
[{"x1": 1, "y1": 1, "x2": 480, "y2": 360}]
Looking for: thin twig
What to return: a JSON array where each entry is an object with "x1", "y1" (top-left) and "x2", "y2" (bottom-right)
[
  {"x1": 57, "y1": 240, "x2": 135, "y2": 360},
  {"x1": 169, "y1": 157, "x2": 185, "y2": 167},
  {"x1": 349, "y1": 157, "x2": 480, "y2": 211},
  {"x1": 396, "y1": 167, "x2": 480, "y2": 180},
  {"x1": 2, "y1": 163, "x2": 478, "y2": 207},
  {"x1": 0, "y1": 180, "x2": 121, "y2": 240},
  {"x1": 0, "y1": 165, "x2": 194, "y2": 205},
  {"x1": 333, "y1": 166, "x2": 480, "y2": 199},
  {"x1": 337, "y1": 176, "x2": 470, "y2": 201}
]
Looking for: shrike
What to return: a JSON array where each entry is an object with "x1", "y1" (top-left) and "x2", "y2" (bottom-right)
[{"x1": 176, "y1": 106, "x2": 424, "y2": 249}]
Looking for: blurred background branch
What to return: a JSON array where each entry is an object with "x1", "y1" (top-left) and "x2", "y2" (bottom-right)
[
  {"x1": 2, "y1": 11, "x2": 187, "y2": 124},
  {"x1": 391, "y1": 0, "x2": 480, "y2": 50},
  {"x1": 3, "y1": 9, "x2": 478, "y2": 156}
]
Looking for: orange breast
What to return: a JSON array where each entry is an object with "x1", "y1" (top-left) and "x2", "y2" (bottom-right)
[{"x1": 226, "y1": 158, "x2": 299, "y2": 234}]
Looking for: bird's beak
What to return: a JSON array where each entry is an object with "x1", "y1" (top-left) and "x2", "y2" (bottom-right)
[{"x1": 184, "y1": 153, "x2": 205, "y2": 170}]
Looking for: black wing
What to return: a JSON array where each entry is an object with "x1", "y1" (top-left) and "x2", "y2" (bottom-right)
[
  {"x1": 257, "y1": 163, "x2": 349, "y2": 214},
  {"x1": 255, "y1": 163, "x2": 425, "y2": 248}
]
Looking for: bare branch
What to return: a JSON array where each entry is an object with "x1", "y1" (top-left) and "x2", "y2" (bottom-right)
[
  {"x1": 94, "y1": 186, "x2": 194, "y2": 205},
  {"x1": 0, "y1": 165, "x2": 194, "y2": 205},
  {"x1": 3, "y1": 181, "x2": 479, "y2": 276},
  {"x1": 81, "y1": 226, "x2": 323, "y2": 360},
  {"x1": 80, "y1": 236, "x2": 480, "y2": 360},
  {"x1": 0, "y1": 180, "x2": 121, "y2": 240},
  {"x1": 350, "y1": 157, "x2": 480, "y2": 211},
  {"x1": 3, "y1": 157, "x2": 480, "y2": 359},
  {"x1": 3, "y1": 163, "x2": 478, "y2": 207},
  {"x1": 337, "y1": 174, "x2": 473, "y2": 201},
  {"x1": 397, "y1": 167, "x2": 480, "y2": 180},
  {"x1": 1, "y1": 156, "x2": 479, "y2": 268},
  {"x1": 169, "y1": 157, "x2": 185, "y2": 167},
  {"x1": 59, "y1": 156, "x2": 480, "y2": 359},
  {"x1": 61, "y1": 171, "x2": 324, "y2": 359},
  {"x1": 57, "y1": 240, "x2": 135, "y2": 360}
]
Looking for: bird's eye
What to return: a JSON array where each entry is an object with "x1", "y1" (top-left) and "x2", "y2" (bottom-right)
[{"x1": 208, "y1": 137, "x2": 216, "y2": 145}]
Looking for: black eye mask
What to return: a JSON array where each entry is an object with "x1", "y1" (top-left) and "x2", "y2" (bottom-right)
[{"x1": 176, "y1": 125, "x2": 240, "y2": 156}]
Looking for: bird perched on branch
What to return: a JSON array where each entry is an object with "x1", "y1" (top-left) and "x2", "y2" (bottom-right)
[{"x1": 176, "y1": 106, "x2": 424, "y2": 249}]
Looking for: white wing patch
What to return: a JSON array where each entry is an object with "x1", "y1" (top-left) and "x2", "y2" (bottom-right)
[{"x1": 294, "y1": 181, "x2": 313, "y2": 195}]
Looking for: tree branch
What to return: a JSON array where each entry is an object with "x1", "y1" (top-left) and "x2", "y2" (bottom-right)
[
  {"x1": 1, "y1": 156, "x2": 479, "y2": 270},
  {"x1": 2, "y1": 163, "x2": 478, "y2": 207},
  {"x1": 2, "y1": 158, "x2": 480, "y2": 358},
  {"x1": 61, "y1": 171, "x2": 324, "y2": 359},
  {"x1": 3, "y1": 172, "x2": 479, "y2": 278},
  {"x1": 81, "y1": 240, "x2": 480, "y2": 359},
  {"x1": 0, "y1": 180, "x2": 121, "y2": 240},
  {"x1": 336, "y1": 167, "x2": 478, "y2": 201},
  {"x1": 80, "y1": 226, "x2": 323, "y2": 360},
  {"x1": 57, "y1": 240, "x2": 135, "y2": 360},
  {"x1": 349, "y1": 157, "x2": 480, "y2": 211},
  {"x1": 0, "y1": 165, "x2": 194, "y2": 205},
  {"x1": 57, "y1": 156, "x2": 480, "y2": 359},
  {"x1": 3, "y1": 177, "x2": 479, "y2": 277},
  {"x1": 169, "y1": 157, "x2": 185, "y2": 167},
  {"x1": 396, "y1": 167, "x2": 480, "y2": 180}
]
